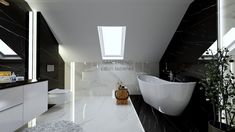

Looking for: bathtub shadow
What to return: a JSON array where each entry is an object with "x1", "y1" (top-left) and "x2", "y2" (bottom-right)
[{"x1": 130, "y1": 95, "x2": 208, "y2": 132}]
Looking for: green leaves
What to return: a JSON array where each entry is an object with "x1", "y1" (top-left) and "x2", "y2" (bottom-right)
[{"x1": 200, "y1": 48, "x2": 235, "y2": 128}]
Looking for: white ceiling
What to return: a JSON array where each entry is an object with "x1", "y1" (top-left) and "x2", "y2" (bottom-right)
[{"x1": 25, "y1": 0, "x2": 193, "y2": 62}]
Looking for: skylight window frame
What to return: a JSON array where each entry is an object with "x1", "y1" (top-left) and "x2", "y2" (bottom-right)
[
  {"x1": 0, "y1": 39, "x2": 21, "y2": 60},
  {"x1": 98, "y1": 26, "x2": 126, "y2": 60},
  {"x1": 0, "y1": 39, "x2": 18, "y2": 56}
]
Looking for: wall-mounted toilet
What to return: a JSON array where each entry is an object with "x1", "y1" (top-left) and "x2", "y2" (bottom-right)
[{"x1": 48, "y1": 89, "x2": 71, "y2": 105}]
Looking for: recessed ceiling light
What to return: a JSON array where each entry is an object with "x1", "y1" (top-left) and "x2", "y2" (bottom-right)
[{"x1": 98, "y1": 26, "x2": 126, "y2": 60}]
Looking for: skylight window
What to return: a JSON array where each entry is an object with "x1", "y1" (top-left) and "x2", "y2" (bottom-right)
[
  {"x1": 98, "y1": 26, "x2": 126, "y2": 60},
  {"x1": 202, "y1": 28, "x2": 235, "y2": 57},
  {"x1": 202, "y1": 40, "x2": 218, "y2": 56},
  {"x1": 0, "y1": 39, "x2": 17, "y2": 55}
]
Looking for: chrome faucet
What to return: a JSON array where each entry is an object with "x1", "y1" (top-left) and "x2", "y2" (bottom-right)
[{"x1": 169, "y1": 71, "x2": 174, "y2": 81}]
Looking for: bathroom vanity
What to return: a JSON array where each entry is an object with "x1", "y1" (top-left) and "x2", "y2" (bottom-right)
[{"x1": 0, "y1": 80, "x2": 48, "y2": 132}]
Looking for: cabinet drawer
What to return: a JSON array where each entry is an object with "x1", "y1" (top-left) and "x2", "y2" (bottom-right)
[
  {"x1": 24, "y1": 81, "x2": 48, "y2": 123},
  {"x1": 0, "y1": 86, "x2": 23, "y2": 112},
  {"x1": 0, "y1": 104, "x2": 23, "y2": 132}
]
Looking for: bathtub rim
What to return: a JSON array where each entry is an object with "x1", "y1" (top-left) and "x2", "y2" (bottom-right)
[{"x1": 137, "y1": 74, "x2": 196, "y2": 85}]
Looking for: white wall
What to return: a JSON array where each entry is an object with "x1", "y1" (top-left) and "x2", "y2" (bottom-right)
[
  {"x1": 220, "y1": 0, "x2": 235, "y2": 50},
  {"x1": 27, "y1": 0, "x2": 192, "y2": 62},
  {"x1": 65, "y1": 62, "x2": 71, "y2": 91},
  {"x1": 65, "y1": 61, "x2": 159, "y2": 96},
  {"x1": 221, "y1": 0, "x2": 235, "y2": 37},
  {"x1": 220, "y1": 0, "x2": 235, "y2": 72}
]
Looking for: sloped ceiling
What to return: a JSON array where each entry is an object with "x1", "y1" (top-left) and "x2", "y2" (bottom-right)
[{"x1": 25, "y1": 0, "x2": 193, "y2": 62}]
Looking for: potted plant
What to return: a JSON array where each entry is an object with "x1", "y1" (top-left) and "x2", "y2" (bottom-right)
[{"x1": 200, "y1": 48, "x2": 235, "y2": 132}]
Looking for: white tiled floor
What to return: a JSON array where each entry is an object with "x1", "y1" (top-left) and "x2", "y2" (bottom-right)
[{"x1": 33, "y1": 96, "x2": 145, "y2": 132}]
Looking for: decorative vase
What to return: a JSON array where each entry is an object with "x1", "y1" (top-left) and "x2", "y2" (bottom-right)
[{"x1": 115, "y1": 86, "x2": 129, "y2": 105}]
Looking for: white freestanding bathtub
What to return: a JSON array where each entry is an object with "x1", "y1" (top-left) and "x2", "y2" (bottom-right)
[{"x1": 137, "y1": 75, "x2": 196, "y2": 116}]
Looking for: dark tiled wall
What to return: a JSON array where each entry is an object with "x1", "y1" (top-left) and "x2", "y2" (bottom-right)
[
  {"x1": 160, "y1": 0, "x2": 217, "y2": 80},
  {"x1": 37, "y1": 12, "x2": 65, "y2": 91},
  {"x1": 159, "y1": 0, "x2": 217, "y2": 131},
  {"x1": 0, "y1": 60, "x2": 25, "y2": 76},
  {"x1": 0, "y1": 0, "x2": 31, "y2": 77},
  {"x1": 131, "y1": 95, "x2": 209, "y2": 132}
]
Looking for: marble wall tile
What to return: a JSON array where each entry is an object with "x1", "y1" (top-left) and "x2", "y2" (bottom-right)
[
  {"x1": 161, "y1": 0, "x2": 217, "y2": 64},
  {"x1": 131, "y1": 95, "x2": 208, "y2": 132},
  {"x1": 0, "y1": 60, "x2": 25, "y2": 76},
  {"x1": 0, "y1": 0, "x2": 31, "y2": 77},
  {"x1": 37, "y1": 12, "x2": 65, "y2": 90},
  {"x1": 159, "y1": 0, "x2": 217, "y2": 129},
  {"x1": 65, "y1": 61, "x2": 159, "y2": 96},
  {"x1": 160, "y1": 0, "x2": 217, "y2": 80}
]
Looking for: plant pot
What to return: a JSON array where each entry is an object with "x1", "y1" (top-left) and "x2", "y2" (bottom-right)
[
  {"x1": 208, "y1": 121, "x2": 235, "y2": 132},
  {"x1": 208, "y1": 121, "x2": 226, "y2": 132}
]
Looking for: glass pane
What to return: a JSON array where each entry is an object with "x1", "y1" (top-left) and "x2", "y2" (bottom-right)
[
  {"x1": 102, "y1": 27, "x2": 123, "y2": 56},
  {"x1": 0, "y1": 39, "x2": 17, "y2": 55}
]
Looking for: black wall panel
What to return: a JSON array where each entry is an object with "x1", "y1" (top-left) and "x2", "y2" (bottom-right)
[
  {"x1": 37, "y1": 12, "x2": 65, "y2": 91},
  {"x1": 159, "y1": 0, "x2": 217, "y2": 131},
  {"x1": 0, "y1": 0, "x2": 31, "y2": 77}
]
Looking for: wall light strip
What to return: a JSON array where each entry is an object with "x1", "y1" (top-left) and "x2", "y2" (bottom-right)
[
  {"x1": 32, "y1": 11, "x2": 37, "y2": 81},
  {"x1": 70, "y1": 62, "x2": 75, "y2": 122},
  {"x1": 218, "y1": 0, "x2": 223, "y2": 49},
  {"x1": 28, "y1": 11, "x2": 33, "y2": 80},
  {"x1": 28, "y1": 11, "x2": 37, "y2": 81},
  {"x1": 70, "y1": 62, "x2": 75, "y2": 93},
  {"x1": 218, "y1": 0, "x2": 226, "y2": 124}
]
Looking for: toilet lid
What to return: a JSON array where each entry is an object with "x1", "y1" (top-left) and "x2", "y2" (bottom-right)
[{"x1": 48, "y1": 88, "x2": 70, "y2": 94}]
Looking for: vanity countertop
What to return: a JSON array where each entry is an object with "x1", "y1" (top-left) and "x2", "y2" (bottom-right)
[
  {"x1": 36, "y1": 96, "x2": 145, "y2": 132},
  {"x1": 0, "y1": 79, "x2": 48, "y2": 90}
]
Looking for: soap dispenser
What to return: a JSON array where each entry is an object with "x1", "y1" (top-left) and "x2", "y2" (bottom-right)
[
  {"x1": 169, "y1": 71, "x2": 173, "y2": 81},
  {"x1": 11, "y1": 72, "x2": 16, "y2": 82}
]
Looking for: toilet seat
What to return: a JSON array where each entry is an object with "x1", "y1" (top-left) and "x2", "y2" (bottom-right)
[{"x1": 48, "y1": 89, "x2": 71, "y2": 105}]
